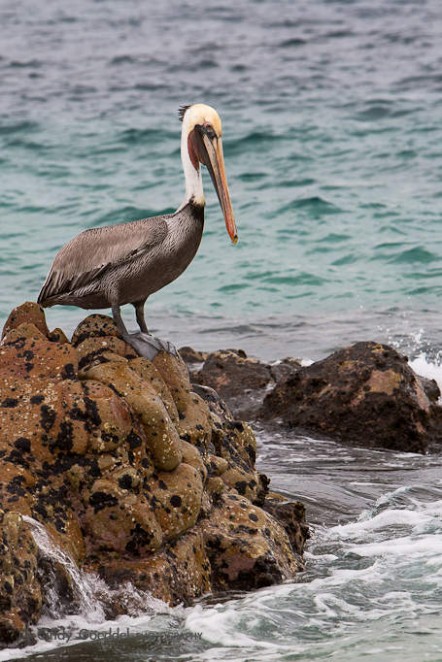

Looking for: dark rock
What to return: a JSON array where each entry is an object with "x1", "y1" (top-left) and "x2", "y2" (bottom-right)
[
  {"x1": 262, "y1": 492, "x2": 309, "y2": 556},
  {"x1": 420, "y1": 375, "x2": 440, "y2": 403},
  {"x1": 269, "y1": 357, "x2": 303, "y2": 384},
  {"x1": 261, "y1": 341, "x2": 438, "y2": 453},
  {"x1": 178, "y1": 346, "x2": 208, "y2": 363},
  {"x1": 193, "y1": 349, "x2": 271, "y2": 397},
  {"x1": 189, "y1": 349, "x2": 301, "y2": 418}
]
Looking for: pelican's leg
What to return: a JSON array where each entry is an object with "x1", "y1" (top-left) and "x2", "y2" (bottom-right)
[
  {"x1": 111, "y1": 302, "x2": 178, "y2": 360},
  {"x1": 134, "y1": 301, "x2": 149, "y2": 334},
  {"x1": 112, "y1": 304, "x2": 129, "y2": 336}
]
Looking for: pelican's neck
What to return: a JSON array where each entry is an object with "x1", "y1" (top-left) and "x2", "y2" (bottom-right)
[{"x1": 179, "y1": 128, "x2": 205, "y2": 210}]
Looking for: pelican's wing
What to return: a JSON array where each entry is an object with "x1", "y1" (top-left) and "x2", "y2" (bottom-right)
[{"x1": 38, "y1": 215, "x2": 169, "y2": 305}]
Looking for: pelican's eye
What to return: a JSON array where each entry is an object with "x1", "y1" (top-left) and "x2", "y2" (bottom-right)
[{"x1": 203, "y1": 123, "x2": 217, "y2": 140}]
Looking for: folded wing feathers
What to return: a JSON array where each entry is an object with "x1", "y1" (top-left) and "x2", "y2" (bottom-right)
[
  {"x1": 38, "y1": 217, "x2": 169, "y2": 305},
  {"x1": 38, "y1": 262, "x2": 111, "y2": 305}
]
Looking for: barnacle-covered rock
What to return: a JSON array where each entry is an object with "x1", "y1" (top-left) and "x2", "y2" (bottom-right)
[
  {"x1": 202, "y1": 493, "x2": 300, "y2": 590},
  {"x1": 0, "y1": 510, "x2": 41, "y2": 647},
  {"x1": 0, "y1": 303, "x2": 307, "y2": 648}
]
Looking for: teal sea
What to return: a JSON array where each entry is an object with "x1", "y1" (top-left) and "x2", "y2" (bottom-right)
[{"x1": 1, "y1": 0, "x2": 442, "y2": 660}]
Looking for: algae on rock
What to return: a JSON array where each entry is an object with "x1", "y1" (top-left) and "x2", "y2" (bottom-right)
[{"x1": 0, "y1": 302, "x2": 307, "y2": 648}]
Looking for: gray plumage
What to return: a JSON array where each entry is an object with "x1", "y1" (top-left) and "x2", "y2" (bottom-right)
[{"x1": 38, "y1": 201, "x2": 204, "y2": 317}]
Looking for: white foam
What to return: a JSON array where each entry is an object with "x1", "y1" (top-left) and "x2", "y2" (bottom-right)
[
  {"x1": 23, "y1": 516, "x2": 106, "y2": 621},
  {"x1": 0, "y1": 517, "x2": 172, "y2": 661},
  {"x1": 328, "y1": 505, "x2": 441, "y2": 542},
  {"x1": 182, "y1": 484, "x2": 442, "y2": 659},
  {"x1": 347, "y1": 534, "x2": 442, "y2": 559},
  {"x1": 409, "y1": 352, "x2": 442, "y2": 401}
]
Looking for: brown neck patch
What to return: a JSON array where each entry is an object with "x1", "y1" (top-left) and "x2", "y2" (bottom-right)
[{"x1": 187, "y1": 129, "x2": 200, "y2": 171}]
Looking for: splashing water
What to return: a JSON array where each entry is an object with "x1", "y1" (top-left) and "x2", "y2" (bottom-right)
[{"x1": 23, "y1": 516, "x2": 107, "y2": 622}]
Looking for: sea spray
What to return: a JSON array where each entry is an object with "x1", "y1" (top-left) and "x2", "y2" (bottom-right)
[
  {"x1": 409, "y1": 353, "x2": 442, "y2": 401},
  {"x1": 23, "y1": 516, "x2": 107, "y2": 622},
  {"x1": 22, "y1": 516, "x2": 168, "y2": 639}
]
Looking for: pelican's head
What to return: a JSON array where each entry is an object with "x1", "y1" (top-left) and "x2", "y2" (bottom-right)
[{"x1": 179, "y1": 103, "x2": 238, "y2": 244}]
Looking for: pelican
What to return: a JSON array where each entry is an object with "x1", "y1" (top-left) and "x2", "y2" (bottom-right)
[{"x1": 38, "y1": 103, "x2": 238, "y2": 358}]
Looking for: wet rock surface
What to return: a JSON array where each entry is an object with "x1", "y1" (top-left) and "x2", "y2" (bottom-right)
[
  {"x1": 184, "y1": 348, "x2": 302, "y2": 419},
  {"x1": 261, "y1": 341, "x2": 441, "y2": 453},
  {"x1": 0, "y1": 303, "x2": 307, "y2": 648},
  {"x1": 183, "y1": 341, "x2": 442, "y2": 453}
]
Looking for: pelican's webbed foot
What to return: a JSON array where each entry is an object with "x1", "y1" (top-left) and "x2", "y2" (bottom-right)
[{"x1": 123, "y1": 331, "x2": 178, "y2": 361}]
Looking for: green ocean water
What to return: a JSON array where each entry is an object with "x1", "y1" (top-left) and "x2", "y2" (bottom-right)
[
  {"x1": 2, "y1": 0, "x2": 442, "y2": 359},
  {"x1": 1, "y1": 1, "x2": 442, "y2": 661}
]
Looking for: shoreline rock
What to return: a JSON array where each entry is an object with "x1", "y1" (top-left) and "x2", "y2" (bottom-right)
[
  {"x1": 0, "y1": 303, "x2": 307, "y2": 648},
  {"x1": 182, "y1": 347, "x2": 302, "y2": 419},
  {"x1": 260, "y1": 341, "x2": 441, "y2": 453},
  {"x1": 184, "y1": 342, "x2": 442, "y2": 454}
]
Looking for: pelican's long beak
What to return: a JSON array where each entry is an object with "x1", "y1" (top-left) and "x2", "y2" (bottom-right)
[{"x1": 202, "y1": 134, "x2": 238, "y2": 244}]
